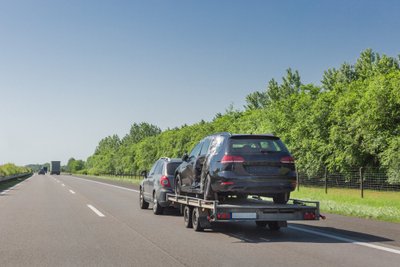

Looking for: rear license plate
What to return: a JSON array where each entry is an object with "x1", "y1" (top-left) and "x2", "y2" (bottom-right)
[{"x1": 231, "y1": 213, "x2": 257, "y2": 219}]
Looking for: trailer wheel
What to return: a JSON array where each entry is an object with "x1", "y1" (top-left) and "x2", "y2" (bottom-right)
[
  {"x1": 255, "y1": 221, "x2": 267, "y2": 228},
  {"x1": 183, "y1": 206, "x2": 193, "y2": 228},
  {"x1": 268, "y1": 221, "x2": 281, "y2": 231},
  {"x1": 139, "y1": 188, "x2": 149, "y2": 209},
  {"x1": 192, "y1": 207, "x2": 204, "y2": 232}
]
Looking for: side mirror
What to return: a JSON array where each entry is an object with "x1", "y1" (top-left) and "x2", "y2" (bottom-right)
[
  {"x1": 182, "y1": 152, "x2": 189, "y2": 162},
  {"x1": 140, "y1": 170, "x2": 148, "y2": 179}
]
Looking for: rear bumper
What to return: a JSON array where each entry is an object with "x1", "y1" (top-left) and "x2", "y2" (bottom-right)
[
  {"x1": 156, "y1": 188, "x2": 175, "y2": 207},
  {"x1": 210, "y1": 171, "x2": 296, "y2": 196}
]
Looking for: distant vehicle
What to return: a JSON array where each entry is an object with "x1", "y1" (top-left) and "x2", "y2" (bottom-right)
[
  {"x1": 175, "y1": 133, "x2": 297, "y2": 204},
  {"x1": 43, "y1": 166, "x2": 48, "y2": 173},
  {"x1": 38, "y1": 168, "x2": 45, "y2": 175},
  {"x1": 139, "y1": 157, "x2": 182, "y2": 214},
  {"x1": 50, "y1": 161, "x2": 61, "y2": 175}
]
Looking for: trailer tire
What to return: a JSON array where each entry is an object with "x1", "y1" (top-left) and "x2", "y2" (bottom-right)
[
  {"x1": 268, "y1": 221, "x2": 281, "y2": 231},
  {"x1": 183, "y1": 206, "x2": 193, "y2": 228},
  {"x1": 255, "y1": 221, "x2": 268, "y2": 228},
  {"x1": 139, "y1": 188, "x2": 149, "y2": 209},
  {"x1": 192, "y1": 207, "x2": 204, "y2": 232}
]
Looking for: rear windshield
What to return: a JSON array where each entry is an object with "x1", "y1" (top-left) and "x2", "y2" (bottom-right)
[
  {"x1": 166, "y1": 162, "x2": 182, "y2": 175},
  {"x1": 228, "y1": 137, "x2": 288, "y2": 154}
]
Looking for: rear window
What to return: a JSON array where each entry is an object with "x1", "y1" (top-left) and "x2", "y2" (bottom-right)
[
  {"x1": 228, "y1": 137, "x2": 288, "y2": 154},
  {"x1": 166, "y1": 162, "x2": 182, "y2": 175}
]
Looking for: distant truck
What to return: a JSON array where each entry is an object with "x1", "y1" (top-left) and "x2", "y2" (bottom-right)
[{"x1": 50, "y1": 161, "x2": 61, "y2": 175}]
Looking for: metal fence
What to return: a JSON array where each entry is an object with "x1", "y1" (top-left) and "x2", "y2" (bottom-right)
[{"x1": 297, "y1": 167, "x2": 400, "y2": 196}]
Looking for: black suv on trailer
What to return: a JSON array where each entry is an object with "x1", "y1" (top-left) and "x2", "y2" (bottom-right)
[{"x1": 174, "y1": 133, "x2": 296, "y2": 204}]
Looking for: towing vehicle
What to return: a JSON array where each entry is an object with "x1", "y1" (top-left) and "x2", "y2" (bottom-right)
[{"x1": 167, "y1": 193, "x2": 323, "y2": 231}]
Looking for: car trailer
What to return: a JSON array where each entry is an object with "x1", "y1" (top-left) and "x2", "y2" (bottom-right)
[{"x1": 167, "y1": 194, "x2": 323, "y2": 231}]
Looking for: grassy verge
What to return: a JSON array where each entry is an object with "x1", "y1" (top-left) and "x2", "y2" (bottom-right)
[
  {"x1": 0, "y1": 175, "x2": 31, "y2": 192},
  {"x1": 71, "y1": 174, "x2": 142, "y2": 185},
  {"x1": 291, "y1": 187, "x2": 400, "y2": 223}
]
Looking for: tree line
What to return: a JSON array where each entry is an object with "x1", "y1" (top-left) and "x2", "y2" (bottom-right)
[{"x1": 68, "y1": 49, "x2": 400, "y2": 183}]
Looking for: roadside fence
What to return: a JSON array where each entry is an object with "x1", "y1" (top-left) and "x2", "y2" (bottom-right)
[{"x1": 297, "y1": 167, "x2": 400, "y2": 197}]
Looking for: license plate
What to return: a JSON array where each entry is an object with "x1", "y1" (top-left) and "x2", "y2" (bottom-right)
[{"x1": 231, "y1": 213, "x2": 257, "y2": 219}]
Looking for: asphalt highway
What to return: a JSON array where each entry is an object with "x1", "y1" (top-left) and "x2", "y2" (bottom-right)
[{"x1": 1, "y1": 174, "x2": 399, "y2": 266}]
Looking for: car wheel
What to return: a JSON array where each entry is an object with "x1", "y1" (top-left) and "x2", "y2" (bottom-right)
[
  {"x1": 139, "y1": 188, "x2": 149, "y2": 209},
  {"x1": 153, "y1": 193, "x2": 164, "y2": 215},
  {"x1": 273, "y1": 192, "x2": 290, "y2": 204},
  {"x1": 255, "y1": 221, "x2": 268, "y2": 228},
  {"x1": 175, "y1": 174, "x2": 182, "y2": 196},
  {"x1": 192, "y1": 207, "x2": 204, "y2": 232},
  {"x1": 203, "y1": 174, "x2": 214, "y2": 200},
  {"x1": 183, "y1": 205, "x2": 193, "y2": 228}
]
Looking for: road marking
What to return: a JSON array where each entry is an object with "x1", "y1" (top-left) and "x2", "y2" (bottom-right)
[
  {"x1": 260, "y1": 238, "x2": 270, "y2": 242},
  {"x1": 69, "y1": 190, "x2": 76, "y2": 194},
  {"x1": 67, "y1": 176, "x2": 139, "y2": 193},
  {"x1": 87, "y1": 204, "x2": 105, "y2": 217},
  {"x1": 62, "y1": 184, "x2": 65, "y2": 187},
  {"x1": 289, "y1": 225, "x2": 400, "y2": 255}
]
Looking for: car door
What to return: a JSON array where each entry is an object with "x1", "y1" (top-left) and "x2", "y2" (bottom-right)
[
  {"x1": 151, "y1": 161, "x2": 164, "y2": 197},
  {"x1": 181, "y1": 141, "x2": 203, "y2": 188}
]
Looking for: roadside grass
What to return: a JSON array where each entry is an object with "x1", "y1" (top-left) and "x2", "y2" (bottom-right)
[
  {"x1": 0, "y1": 176, "x2": 31, "y2": 193},
  {"x1": 291, "y1": 187, "x2": 400, "y2": 223},
  {"x1": 72, "y1": 174, "x2": 142, "y2": 185}
]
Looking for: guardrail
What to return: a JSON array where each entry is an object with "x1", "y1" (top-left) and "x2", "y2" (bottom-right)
[{"x1": 0, "y1": 172, "x2": 32, "y2": 183}]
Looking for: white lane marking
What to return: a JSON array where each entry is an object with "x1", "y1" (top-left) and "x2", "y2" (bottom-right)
[
  {"x1": 260, "y1": 238, "x2": 270, "y2": 242},
  {"x1": 69, "y1": 190, "x2": 76, "y2": 194},
  {"x1": 87, "y1": 204, "x2": 105, "y2": 217},
  {"x1": 62, "y1": 184, "x2": 65, "y2": 187},
  {"x1": 289, "y1": 225, "x2": 400, "y2": 255},
  {"x1": 66, "y1": 176, "x2": 139, "y2": 193},
  {"x1": 0, "y1": 176, "x2": 32, "y2": 195}
]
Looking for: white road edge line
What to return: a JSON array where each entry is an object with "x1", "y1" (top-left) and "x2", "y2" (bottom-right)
[
  {"x1": 66, "y1": 176, "x2": 139, "y2": 193},
  {"x1": 62, "y1": 184, "x2": 65, "y2": 187},
  {"x1": 69, "y1": 190, "x2": 76, "y2": 194},
  {"x1": 87, "y1": 204, "x2": 105, "y2": 217},
  {"x1": 0, "y1": 176, "x2": 32, "y2": 195},
  {"x1": 289, "y1": 225, "x2": 400, "y2": 255}
]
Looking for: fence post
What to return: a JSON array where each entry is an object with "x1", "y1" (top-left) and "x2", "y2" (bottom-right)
[
  {"x1": 360, "y1": 167, "x2": 364, "y2": 198},
  {"x1": 324, "y1": 167, "x2": 328, "y2": 194},
  {"x1": 296, "y1": 166, "x2": 299, "y2": 192}
]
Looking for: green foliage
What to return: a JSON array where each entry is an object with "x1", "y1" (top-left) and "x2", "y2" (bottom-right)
[
  {"x1": 0, "y1": 163, "x2": 31, "y2": 177},
  {"x1": 80, "y1": 49, "x2": 400, "y2": 184}
]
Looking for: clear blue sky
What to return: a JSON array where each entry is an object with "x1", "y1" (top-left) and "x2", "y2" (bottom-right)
[{"x1": 1, "y1": 0, "x2": 399, "y2": 166}]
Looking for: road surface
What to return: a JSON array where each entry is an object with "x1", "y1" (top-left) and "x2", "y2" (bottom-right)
[{"x1": 1, "y1": 174, "x2": 399, "y2": 266}]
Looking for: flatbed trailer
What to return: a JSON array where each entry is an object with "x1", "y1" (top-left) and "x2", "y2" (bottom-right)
[{"x1": 167, "y1": 193, "x2": 322, "y2": 231}]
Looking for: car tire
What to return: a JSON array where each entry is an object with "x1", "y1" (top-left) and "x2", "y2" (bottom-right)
[
  {"x1": 153, "y1": 193, "x2": 164, "y2": 215},
  {"x1": 192, "y1": 207, "x2": 204, "y2": 232},
  {"x1": 175, "y1": 174, "x2": 182, "y2": 196},
  {"x1": 203, "y1": 174, "x2": 214, "y2": 200},
  {"x1": 255, "y1": 221, "x2": 268, "y2": 228},
  {"x1": 273, "y1": 192, "x2": 290, "y2": 204},
  {"x1": 183, "y1": 205, "x2": 193, "y2": 228},
  {"x1": 139, "y1": 188, "x2": 149, "y2": 209}
]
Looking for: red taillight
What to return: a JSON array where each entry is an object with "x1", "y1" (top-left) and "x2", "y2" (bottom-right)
[
  {"x1": 303, "y1": 212, "x2": 316, "y2": 220},
  {"x1": 217, "y1": 213, "x2": 231, "y2": 220},
  {"x1": 221, "y1": 155, "x2": 245, "y2": 164},
  {"x1": 280, "y1": 156, "x2": 295, "y2": 164},
  {"x1": 160, "y1": 176, "x2": 171, "y2": 187},
  {"x1": 220, "y1": 181, "x2": 234, "y2": 186}
]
